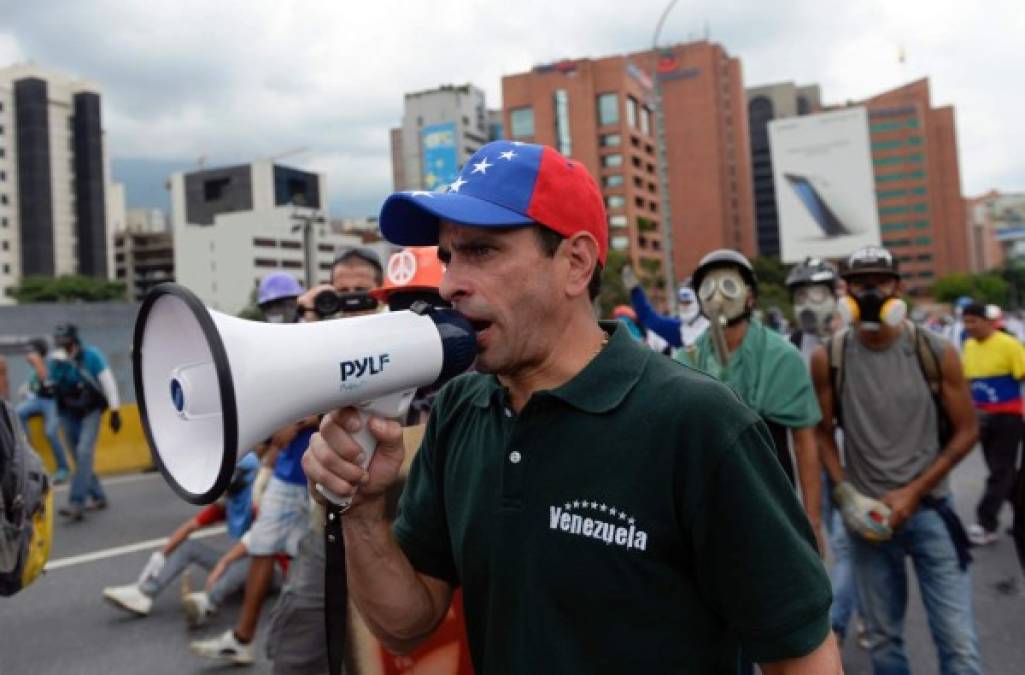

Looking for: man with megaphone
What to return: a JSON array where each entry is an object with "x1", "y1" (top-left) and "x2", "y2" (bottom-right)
[{"x1": 301, "y1": 141, "x2": 842, "y2": 673}]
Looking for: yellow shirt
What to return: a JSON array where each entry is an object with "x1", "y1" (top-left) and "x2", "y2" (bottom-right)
[{"x1": 962, "y1": 330, "x2": 1025, "y2": 413}]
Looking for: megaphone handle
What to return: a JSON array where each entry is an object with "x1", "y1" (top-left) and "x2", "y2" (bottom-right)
[
  {"x1": 314, "y1": 389, "x2": 416, "y2": 509},
  {"x1": 316, "y1": 412, "x2": 377, "y2": 508}
]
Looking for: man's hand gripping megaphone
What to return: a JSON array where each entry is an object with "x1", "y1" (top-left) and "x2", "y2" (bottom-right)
[{"x1": 302, "y1": 396, "x2": 410, "y2": 512}]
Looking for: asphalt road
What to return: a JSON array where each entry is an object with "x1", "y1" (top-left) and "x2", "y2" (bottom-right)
[{"x1": 0, "y1": 450, "x2": 1022, "y2": 675}]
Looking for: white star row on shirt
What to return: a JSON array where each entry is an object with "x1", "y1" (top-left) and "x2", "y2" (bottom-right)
[{"x1": 565, "y1": 500, "x2": 634, "y2": 523}]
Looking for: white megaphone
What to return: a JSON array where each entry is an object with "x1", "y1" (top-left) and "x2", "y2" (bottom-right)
[{"x1": 132, "y1": 283, "x2": 476, "y2": 506}]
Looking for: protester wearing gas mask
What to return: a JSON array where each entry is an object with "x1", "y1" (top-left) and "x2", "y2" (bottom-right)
[
  {"x1": 621, "y1": 266, "x2": 710, "y2": 351},
  {"x1": 682, "y1": 250, "x2": 823, "y2": 533},
  {"x1": 786, "y1": 258, "x2": 841, "y2": 365},
  {"x1": 810, "y1": 246, "x2": 982, "y2": 674},
  {"x1": 785, "y1": 258, "x2": 862, "y2": 643}
]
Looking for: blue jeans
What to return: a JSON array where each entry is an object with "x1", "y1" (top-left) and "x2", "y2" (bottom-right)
[
  {"x1": 60, "y1": 409, "x2": 106, "y2": 507},
  {"x1": 849, "y1": 498, "x2": 982, "y2": 675},
  {"x1": 822, "y1": 473, "x2": 857, "y2": 635},
  {"x1": 16, "y1": 396, "x2": 70, "y2": 472}
]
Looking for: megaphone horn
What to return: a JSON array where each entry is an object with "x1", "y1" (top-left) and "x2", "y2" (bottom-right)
[{"x1": 132, "y1": 283, "x2": 475, "y2": 505}]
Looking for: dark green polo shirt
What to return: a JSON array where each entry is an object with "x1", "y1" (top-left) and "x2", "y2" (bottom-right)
[{"x1": 393, "y1": 323, "x2": 831, "y2": 674}]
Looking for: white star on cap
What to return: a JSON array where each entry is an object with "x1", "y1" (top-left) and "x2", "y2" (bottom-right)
[
  {"x1": 407, "y1": 191, "x2": 434, "y2": 198},
  {"x1": 449, "y1": 176, "x2": 467, "y2": 192},
  {"x1": 471, "y1": 157, "x2": 492, "y2": 174},
  {"x1": 499, "y1": 150, "x2": 517, "y2": 161}
]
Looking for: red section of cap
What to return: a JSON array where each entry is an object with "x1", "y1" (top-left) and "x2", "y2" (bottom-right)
[{"x1": 526, "y1": 147, "x2": 608, "y2": 266}]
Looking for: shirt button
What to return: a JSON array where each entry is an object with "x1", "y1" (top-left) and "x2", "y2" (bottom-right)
[{"x1": 509, "y1": 450, "x2": 522, "y2": 464}]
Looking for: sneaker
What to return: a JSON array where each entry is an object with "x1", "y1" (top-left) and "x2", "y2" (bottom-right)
[
  {"x1": 968, "y1": 524, "x2": 999, "y2": 546},
  {"x1": 190, "y1": 629, "x2": 253, "y2": 665},
  {"x1": 86, "y1": 499, "x2": 109, "y2": 511},
  {"x1": 53, "y1": 468, "x2": 70, "y2": 485},
  {"x1": 58, "y1": 504, "x2": 84, "y2": 522},
  {"x1": 182, "y1": 591, "x2": 215, "y2": 628},
  {"x1": 102, "y1": 584, "x2": 153, "y2": 616}
]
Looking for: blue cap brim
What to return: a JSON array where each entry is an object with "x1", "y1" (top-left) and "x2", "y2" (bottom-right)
[{"x1": 379, "y1": 192, "x2": 534, "y2": 246}]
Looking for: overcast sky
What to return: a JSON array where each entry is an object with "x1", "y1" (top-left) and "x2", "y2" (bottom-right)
[{"x1": 2, "y1": 1, "x2": 1022, "y2": 217}]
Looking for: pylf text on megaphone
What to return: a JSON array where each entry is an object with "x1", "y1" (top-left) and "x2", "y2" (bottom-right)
[{"x1": 132, "y1": 283, "x2": 475, "y2": 506}]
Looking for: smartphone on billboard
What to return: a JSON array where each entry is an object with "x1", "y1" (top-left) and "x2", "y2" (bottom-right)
[{"x1": 784, "y1": 173, "x2": 851, "y2": 237}]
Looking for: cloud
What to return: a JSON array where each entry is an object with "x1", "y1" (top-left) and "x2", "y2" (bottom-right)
[{"x1": 3, "y1": 0, "x2": 1023, "y2": 217}]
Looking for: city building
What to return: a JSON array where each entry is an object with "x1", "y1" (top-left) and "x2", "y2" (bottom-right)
[
  {"x1": 169, "y1": 159, "x2": 382, "y2": 313},
  {"x1": 502, "y1": 41, "x2": 755, "y2": 300},
  {"x1": 389, "y1": 84, "x2": 495, "y2": 192},
  {"x1": 114, "y1": 226, "x2": 174, "y2": 302},
  {"x1": 967, "y1": 190, "x2": 1025, "y2": 268},
  {"x1": 745, "y1": 82, "x2": 822, "y2": 256},
  {"x1": 858, "y1": 78, "x2": 969, "y2": 293},
  {"x1": 0, "y1": 63, "x2": 118, "y2": 304}
]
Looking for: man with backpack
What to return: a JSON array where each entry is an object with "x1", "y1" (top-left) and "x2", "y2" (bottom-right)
[
  {"x1": 49, "y1": 324, "x2": 121, "y2": 522},
  {"x1": 810, "y1": 246, "x2": 982, "y2": 674}
]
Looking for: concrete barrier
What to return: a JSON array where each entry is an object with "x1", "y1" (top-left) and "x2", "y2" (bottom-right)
[{"x1": 25, "y1": 403, "x2": 154, "y2": 476}]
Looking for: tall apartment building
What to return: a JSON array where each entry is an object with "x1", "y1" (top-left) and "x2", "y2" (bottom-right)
[
  {"x1": 965, "y1": 190, "x2": 1025, "y2": 269},
  {"x1": 859, "y1": 79, "x2": 968, "y2": 293},
  {"x1": 745, "y1": 82, "x2": 822, "y2": 256},
  {"x1": 169, "y1": 159, "x2": 380, "y2": 313},
  {"x1": 390, "y1": 84, "x2": 497, "y2": 192},
  {"x1": 502, "y1": 41, "x2": 755, "y2": 295},
  {"x1": 0, "y1": 64, "x2": 117, "y2": 304},
  {"x1": 114, "y1": 228, "x2": 174, "y2": 302}
]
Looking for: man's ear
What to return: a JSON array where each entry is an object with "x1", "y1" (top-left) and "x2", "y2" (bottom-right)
[{"x1": 562, "y1": 233, "x2": 600, "y2": 298}]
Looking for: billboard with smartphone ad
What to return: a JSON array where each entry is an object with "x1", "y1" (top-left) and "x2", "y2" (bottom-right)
[{"x1": 769, "y1": 107, "x2": 881, "y2": 262}]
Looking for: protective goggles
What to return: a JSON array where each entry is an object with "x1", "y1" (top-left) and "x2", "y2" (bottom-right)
[
  {"x1": 698, "y1": 275, "x2": 745, "y2": 302},
  {"x1": 793, "y1": 285, "x2": 832, "y2": 305}
]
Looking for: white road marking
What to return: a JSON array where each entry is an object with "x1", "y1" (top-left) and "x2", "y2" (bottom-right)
[{"x1": 44, "y1": 525, "x2": 228, "y2": 571}]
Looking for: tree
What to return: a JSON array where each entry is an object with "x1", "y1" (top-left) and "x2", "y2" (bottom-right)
[
  {"x1": 932, "y1": 271, "x2": 1009, "y2": 306},
  {"x1": 11, "y1": 275, "x2": 127, "y2": 303},
  {"x1": 751, "y1": 256, "x2": 793, "y2": 320},
  {"x1": 598, "y1": 249, "x2": 630, "y2": 317}
]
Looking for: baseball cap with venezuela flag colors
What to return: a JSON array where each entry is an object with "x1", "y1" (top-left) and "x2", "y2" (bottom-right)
[{"x1": 379, "y1": 141, "x2": 608, "y2": 266}]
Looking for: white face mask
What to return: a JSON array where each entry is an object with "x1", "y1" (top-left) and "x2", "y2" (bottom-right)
[
  {"x1": 698, "y1": 268, "x2": 750, "y2": 322},
  {"x1": 678, "y1": 302, "x2": 699, "y2": 321}
]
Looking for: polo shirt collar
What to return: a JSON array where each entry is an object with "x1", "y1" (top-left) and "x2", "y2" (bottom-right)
[{"x1": 469, "y1": 321, "x2": 649, "y2": 413}]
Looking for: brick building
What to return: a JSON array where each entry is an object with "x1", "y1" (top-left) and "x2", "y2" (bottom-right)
[
  {"x1": 860, "y1": 79, "x2": 968, "y2": 294},
  {"x1": 502, "y1": 41, "x2": 754, "y2": 301}
]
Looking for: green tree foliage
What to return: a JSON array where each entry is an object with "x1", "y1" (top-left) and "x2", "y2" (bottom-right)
[
  {"x1": 932, "y1": 271, "x2": 1009, "y2": 306},
  {"x1": 237, "y1": 286, "x2": 263, "y2": 321},
  {"x1": 12, "y1": 275, "x2": 127, "y2": 303},
  {"x1": 751, "y1": 256, "x2": 793, "y2": 319},
  {"x1": 598, "y1": 249, "x2": 630, "y2": 317}
]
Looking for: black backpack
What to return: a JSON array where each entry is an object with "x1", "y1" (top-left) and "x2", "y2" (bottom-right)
[
  {"x1": 826, "y1": 321, "x2": 952, "y2": 445},
  {"x1": 0, "y1": 401, "x2": 53, "y2": 596}
]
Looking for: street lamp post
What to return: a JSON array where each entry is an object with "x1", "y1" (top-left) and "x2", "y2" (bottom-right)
[
  {"x1": 290, "y1": 206, "x2": 326, "y2": 290},
  {"x1": 652, "y1": 0, "x2": 680, "y2": 313}
]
